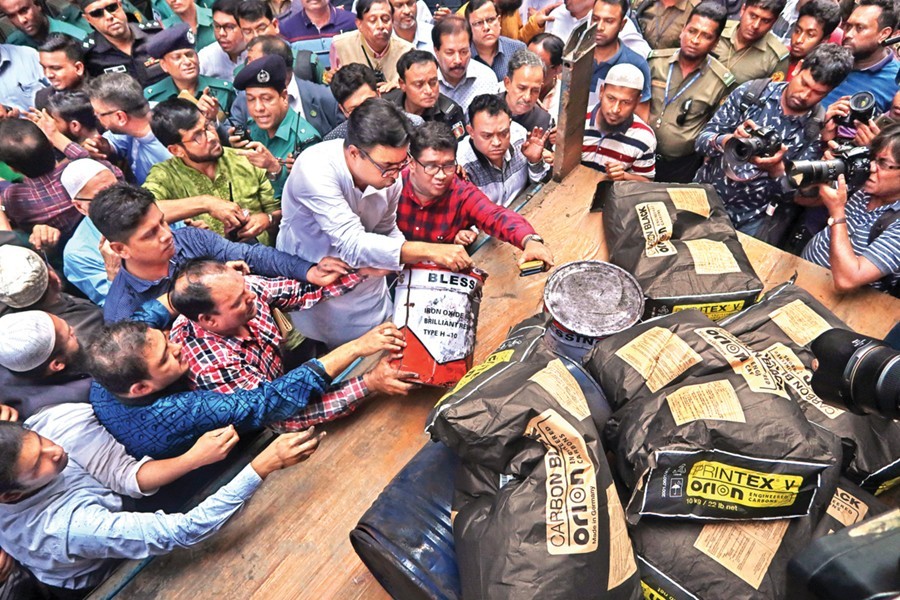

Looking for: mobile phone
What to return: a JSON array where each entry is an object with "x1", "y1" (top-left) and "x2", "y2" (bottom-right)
[{"x1": 518, "y1": 260, "x2": 546, "y2": 277}]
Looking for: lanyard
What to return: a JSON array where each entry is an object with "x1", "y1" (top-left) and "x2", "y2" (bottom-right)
[{"x1": 663, "y1": 58, "x2": 707, "y2": 109}]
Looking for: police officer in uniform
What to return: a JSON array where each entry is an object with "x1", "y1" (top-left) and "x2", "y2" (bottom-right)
[
  {"x1": 232, "y1": 55, "x2": 321, "y2": 198},
  {"x1": 714, "y1": 0, "x2": 789, "y2": 86},
  {"x1": 80, "y1": 0, "x2": 166, "y2": 87},
  {"x1": 648, "y1": 1, "x2": 735, "y2": 182},
  {"x1": 634, "y1": 0, "x2": 701, "y2": 51},
  {"x1": 143, "y1": 22, "x2": 235, "y2": 115}
]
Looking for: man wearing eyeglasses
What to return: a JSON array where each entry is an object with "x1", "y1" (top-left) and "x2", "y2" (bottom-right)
[
  {"x1": 278, "y1": 98, "x2": 473, "y2": 348},
  {"x1": 802, "y1": 124, "x2": 900, "y2": 296},
  {"x1": 198, "y1": 0, "x2": 247, "y2": 82},
  {"x1": 144, "y1": 98, "x2": 278, "y2": 245},
  {"x1": 466, "y1": 0, "x2": 525, "y2": 80},
  {"x1": 80, "y1": 0, "x2": 167, "y2": 87},
  {"x1": 400, "y1": 121, "x2": 554, "y2": 266},
  {"x1": 85, "y1": 72, "x2": 172, "y2": 184}
]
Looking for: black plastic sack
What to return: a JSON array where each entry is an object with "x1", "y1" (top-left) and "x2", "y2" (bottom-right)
[
  {"x1": 604, "y1": 368, "x2": 842, "y2": 522},
  {"x1": 350, "y1": 442, "x2": 462, "y2": 600},
  {"x1": 599, "y1": 181, "x2": 763, "y2": 321},
  {"x1": 720, "y1": 283, "x2": 900, "y2": 494},
  {"x1": 427, "y1": 315, "x2": 641, "y2": 600},
  {"x1": 812, "y1": 477, "x2": 891, "y2": 539},
  {"x1": 632, "y1": 431, "x2": 843, "y2": 600}
]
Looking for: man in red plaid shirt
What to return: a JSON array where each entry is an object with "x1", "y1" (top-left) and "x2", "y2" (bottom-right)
[
  {"x1": 169, "y1": 259, "x2": 418, "y2": 431},
  {"x1": 399, "y1": 121, "x2": 555, "y2": 268}
]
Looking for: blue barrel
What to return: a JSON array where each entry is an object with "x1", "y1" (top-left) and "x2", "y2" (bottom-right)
[{"x1": 350, "y1": 442, "x2": 461, "y2": 600}]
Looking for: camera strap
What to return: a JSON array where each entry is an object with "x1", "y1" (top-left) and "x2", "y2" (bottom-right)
[
  {"x1": 737, "y1": 78, "x2": 825, "y2": 141},
  {"x1": 868, "y1": 207, "x2": 900, "y2": 245}
]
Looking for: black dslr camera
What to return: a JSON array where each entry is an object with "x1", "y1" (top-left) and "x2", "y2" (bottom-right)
[
  {"x1": 724, "y1": 125, "x2": 783, "y2": 163},
  {"x1": 837, "y1": 91, "x2": 877, "y2": 128},
  {"x1": 810, "y1": 329, "x2": 900, "y2": 420},
  {"x1": 786, "y1": 145, "x2": 871, "y2": 188}
]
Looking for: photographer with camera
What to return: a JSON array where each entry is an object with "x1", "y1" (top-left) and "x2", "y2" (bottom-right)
[
  {"x1": 693, "y1": 43, "x2": 853, "y2": 241},
  {"x1": 801, "y1": 123, "x2": 900, "y2": 295}
]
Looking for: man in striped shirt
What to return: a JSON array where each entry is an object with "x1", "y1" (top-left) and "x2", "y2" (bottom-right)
[
  {"x1": 581, "y1": 63, "x2": 656, "y2": 181},
  {"x1": 802, "y1": 124, "x2": 900, "y2": 296}
]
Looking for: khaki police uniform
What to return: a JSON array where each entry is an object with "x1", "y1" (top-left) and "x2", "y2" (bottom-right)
[
  {"x1": 635, "y1": 0, "x2": 700, "y2": 51},
  {"x1": 144, "y1": 74, "x2": 235, "y2": 114},
  {"x1": 83, "y1": 22, "x2": 166, "y2": 88},
  {"x1": 714, "y1": 20, "x2": 790, "y2": 86},
  {"x1": 648, "y1": 48, "x2": 735, "y2": 160}
]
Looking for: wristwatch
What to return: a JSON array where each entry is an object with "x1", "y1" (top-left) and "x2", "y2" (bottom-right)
[
  {"x1": 523, "y1": 234, "x2": 544, "y2": 245},
  {"x1": 827, "y1": 216, "x2": 847, "y2": 228}
]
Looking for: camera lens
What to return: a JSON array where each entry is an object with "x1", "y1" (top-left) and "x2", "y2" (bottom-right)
[
  {"x1": 724, "y1": 137, "x2": 762, "y2": 163},
  {"x1": 787, "y1": 159, "x2": 844, "y2": 187},
  {"x1": 811, "y1": 329, "x2": 900, "y2": 419}
]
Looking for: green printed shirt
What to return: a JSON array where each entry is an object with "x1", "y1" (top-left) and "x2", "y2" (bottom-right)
[
  {"x1": 143, "y1": 148, "x2": 279, "y2": 245},
  {"x1": 248, "y1": 109, "x2": 321, "y2": 198}
]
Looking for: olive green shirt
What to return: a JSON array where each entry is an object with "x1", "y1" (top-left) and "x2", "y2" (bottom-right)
[
  {"x1": 143, "y1": 148, "x2": 279, "y2": 245},
  {"x1": 636, "y1": 0, "x2": 700, "y2": 51},
  {"x1": 144, "y1": 74, "x2": 235, "y2": 115},
  {"x1": 714, "y1": 21, "x2": 790, "y2": 87},
  {"x1": 648, "y1": 48, "x2": 735, "y2": 158}
]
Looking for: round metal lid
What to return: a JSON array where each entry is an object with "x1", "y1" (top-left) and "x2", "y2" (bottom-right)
[{"x1": 543, "y1": 260, "x2": 644, "y2": 337}]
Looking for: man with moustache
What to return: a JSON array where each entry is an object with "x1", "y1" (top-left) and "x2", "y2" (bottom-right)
[
  {"x1": 278, "y1": 98, "x2": 473, "y2": 348},
  {"x1": 694, "y1": 43, "x2": 853, "y2": 238},
  {"x1": 466, "y1": 0, "x2": 525, "y2": 80},
  {"x1": 0, "y1": 0, "x2": 86, "y2": 48},
  {"x1": 433, "y1": 15, "x2": 498, "y2": 114},
  {"x1": 81, "y1": 0, "x2": 166, "y2": 87},
  {"x1": 501, "y1": 48, "x2": 552, "y2": 131},
  {"x1": 384, "y1": 50, "x2": 466, "y2": 137},
  {"x1": 589, "y1": 0, "x2": 651, "y2": 118},
  {"x1": 389, "y1": 0, "x2": 432, "y2": 51},
  {"x1": 820, "y1": 0, "x2": 900, "y2": 113},
  {"x1": 330, "y1": 0, "x2": 412, "y2": 85},
  {"x1": 646, "y1": 1, "x2": 734, "y2": 182},
  {"x1": 142, "y1": 23, "x2": 235, "y2": 117},
  {"x1": 714, "y1": 0, "x2": 789, "y2": 85},
  {"x1": 582, "y1": 63, "x2": 656, "y2": 180}
]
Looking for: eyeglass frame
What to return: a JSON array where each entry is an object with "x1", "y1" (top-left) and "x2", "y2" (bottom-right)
[
  {"x1": 357, "y1": 146, "x2": 410, "y2": 177},
  {"x1": 873, "y1": 157, "x2": 900, "y2": 171},
  {"x1": 212, "y1": 22, "x2": 239, "y2": 33},
  {"x1": 469, "y1": 14, "x2": 499, "y2": 30},
  {"x1": 180, "y1": 119, "x2": 217, "y2": 146},
  {"x1": 86, "y1": 1, "x2": 122, "y2": 18},
  {"x1": 412, "y1": 154, "x2": 457, "y2": 176}
]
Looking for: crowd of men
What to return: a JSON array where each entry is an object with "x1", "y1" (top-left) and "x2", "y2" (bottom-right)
[{"x1": 0, "y1": 0, "x2": 898, "y2": 594}]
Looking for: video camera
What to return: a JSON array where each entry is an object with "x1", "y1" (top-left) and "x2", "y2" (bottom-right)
[
  {"x1": 724, "y1": 125, "x2": 783, "y2": 164},
  {"x1": 786, "y1": 145, "x2": 870, "y2": 189},
  {"x1": 810, "y1": 329, "x2": 900, "y2": 420}
]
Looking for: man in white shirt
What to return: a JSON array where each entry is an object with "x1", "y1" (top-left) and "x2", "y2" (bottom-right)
[
  {"x1": 199, "y1": 0, "x2": 248, "y2": 82},
  {"x1": 546, "y1": 0, "x2": 651, "y2": 58},
  {"x1": 432, "y1": 15, "x2": 499, "y2": 115},
  {"x1": 278, "y1": 98, "x2": 473, "y2": 347},
  {"x1": 0, "y1": 400, "x2": 323, "y2": 594},
  {"x1": 389, "y1": 0, "x2": 433, "y2": 51}
]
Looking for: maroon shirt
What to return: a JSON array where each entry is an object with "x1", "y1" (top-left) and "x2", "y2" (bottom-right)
[{"x1": 398, "y1": 171, "x2": 535, "y2": 247}]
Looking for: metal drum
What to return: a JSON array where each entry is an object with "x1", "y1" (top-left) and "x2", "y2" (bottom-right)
[
  {"x1": 392, "y1": 264, "x2": 487, "y2": 388},
  {"x1": 543, "y1": 260, "x2": 644, "y2": 362}
]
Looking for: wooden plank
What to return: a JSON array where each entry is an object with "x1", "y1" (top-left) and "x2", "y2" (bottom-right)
[{"x1": 90, "y1": 167, "x2": 900, "y2": 599}]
